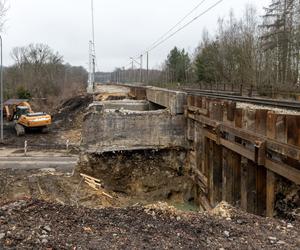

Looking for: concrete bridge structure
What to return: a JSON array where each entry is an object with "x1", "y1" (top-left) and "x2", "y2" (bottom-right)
[{"x1": 81, "y1": 84, "x2": 300, "y2": 217}]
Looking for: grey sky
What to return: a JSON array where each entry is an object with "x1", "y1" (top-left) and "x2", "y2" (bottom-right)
[{"x1": 3, "y1": 0, "x2": 270, "y2": 71}]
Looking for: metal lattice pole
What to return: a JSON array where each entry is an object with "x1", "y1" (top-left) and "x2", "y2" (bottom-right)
[{"x1": 0, "y1": 35, "x2": 3, "y2": 143}]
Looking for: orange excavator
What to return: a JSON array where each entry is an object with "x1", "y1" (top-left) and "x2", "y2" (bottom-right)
[{"x1": 3, "y1": 99, "x2": 52, "y2": 136}]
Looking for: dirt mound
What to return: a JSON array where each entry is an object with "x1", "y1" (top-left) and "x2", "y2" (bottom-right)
[
  {"x1": 0, "y1": 199, "x2": 300, "y2": 249},
  {"x1": 52, "y1": 94, "x2": 93, "y2": 130}
]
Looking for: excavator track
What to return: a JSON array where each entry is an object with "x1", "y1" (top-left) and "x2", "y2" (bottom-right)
[{"x1": 15, "y1": 123, "x2": 25, "y2": 136}]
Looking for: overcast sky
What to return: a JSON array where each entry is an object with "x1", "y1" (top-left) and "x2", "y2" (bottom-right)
[{"x1": 3, "y1": 0, "x2": 270, "y2": 71}]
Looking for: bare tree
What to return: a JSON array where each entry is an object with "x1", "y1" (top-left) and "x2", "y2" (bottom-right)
[
  {"x1": 5, "y1": 43, "x2": 87, "y2": 103},
  {"x1": 0, "y1": 0, "x2": 7, "y2": 31}
]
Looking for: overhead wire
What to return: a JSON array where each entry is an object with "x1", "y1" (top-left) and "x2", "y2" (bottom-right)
[
  {"x1": 143, "y1": 0, "x2": 208, "y2": 54},
  {"x1": 146, "y1": 0, "x2": 224, "y2": 53},
  {"x1": 120, "y1": 0, "x2": 224, "y2": 70}
]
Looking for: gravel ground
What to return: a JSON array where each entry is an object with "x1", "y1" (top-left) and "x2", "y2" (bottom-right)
[
  {"x1": 236, "y1": 102, "x2": 300, "y2": 115},
  {"x1": 0, "y1": 199, "x2": 299, "y2": 250}
]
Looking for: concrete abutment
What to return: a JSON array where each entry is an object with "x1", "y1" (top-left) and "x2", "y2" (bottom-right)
[{"x1": 78, "y1": 84, "x2": 300, "y2": 217}]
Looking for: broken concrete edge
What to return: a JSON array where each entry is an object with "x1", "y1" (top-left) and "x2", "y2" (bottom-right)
[
  {"x1": 145, "y1": 87, "x2": 187, "y2": 115},
  {"x1": 114, "y1": 84, "x2": 188, "y2": 114},
  {"x1": 88, "y1": 100, "x2": 157, "y2": 113},
  {"x1": 80, "y1": 145, "x2": 189, "y2": 155},
  {"x1": 89, "y1": 99, "x2": 149, "y2": 105},
  {"x1": 0, "y1": 156, "x2": 78, "y2": 161},
  {"x1": 83, "y1": 108, "x2": 177, "y2": 122}
]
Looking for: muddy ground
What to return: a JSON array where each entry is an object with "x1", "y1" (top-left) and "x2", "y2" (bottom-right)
[
  {"x1": 2, "y1": 94, "x2": 93, "y2": 148},
  {"x1": 0, "y1": 199, "x2": 299, "y2": 250},
  {"x1": 0, "y1": 169, "x2": 135, "y2": 209}
]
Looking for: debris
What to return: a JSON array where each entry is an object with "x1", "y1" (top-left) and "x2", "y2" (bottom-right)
[
  {"x1": 0, "y1": 233, "x2": 5, "y2": 240},
  {"x1": 41, "y1": 239, "x2": 48, "y2": 244},
  {"x1": 102, "y1": 192, "x2": 113, "y2": 199},
  {"x1": 277, "y1": 240, "x2": 286, "y2": 245},
  {"x1": 268, "y1": 236, "x2": 277, "y2": 241},
  {"x1": 0, "y1": 199, "x2": 299, "y2": 249},
  {"x1": 224, "y1": 231, "x2": 230, "y2": 238},
  {"x1": 43, "y1": 226, "x2": 51, "y2": 232},
  {"x1": 210, "y1": 201, "x2": 232, "y2": 218},
  {"x1": 83, "y1": 227, "x2": 92, "y2": 233}
]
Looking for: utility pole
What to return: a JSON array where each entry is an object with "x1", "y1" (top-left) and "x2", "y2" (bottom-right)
[
  {"x1": 91, "y1": 0, "x2": 96, "y2": 90},
  {"x1": 131, "y1": 59, "x2": 134, "y2": 83},
  {"x1": 87, "y1": 0, "x2": 96, "y2": 93},
  {"x1": 0, "y1": 35, "x2": 3, "y2": 143},
  {"x1": 91, "y1": 0, "x2": 95, "y2": 47},
  {"x1": 146, "y1": 52, "x2": 149, "y2": 84},
  {"x1": 140, "y1": 54, "x2": 143, "y2": 83}
]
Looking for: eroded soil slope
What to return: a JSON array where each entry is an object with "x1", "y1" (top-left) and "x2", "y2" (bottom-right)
[
  {"x1": 0, "y1": 169, "x2": 131, "y2": 209},
  {"x1": 79, "y1": 149, "x2": 196, "y2": 204}
]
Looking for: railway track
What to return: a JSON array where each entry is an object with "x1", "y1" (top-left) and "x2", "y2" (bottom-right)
[{"x1": 183, "y1": 88, "x2": 300, "y2": 111}]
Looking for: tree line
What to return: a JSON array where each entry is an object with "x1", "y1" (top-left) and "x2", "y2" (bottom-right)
[
  {"x1": 4, "y1": 43, "x2": 88, "y2": 104},
  {"x1": 192, "y1": 0, "x2": 300, "y2": 92},
  {"x1": 115, "y1": 1, "x2": 300, "y2": 93}
]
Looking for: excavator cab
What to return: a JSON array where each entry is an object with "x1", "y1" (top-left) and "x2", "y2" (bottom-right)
[{"x1": 14, "y1": 106, "x2": 30, "y2": 120}]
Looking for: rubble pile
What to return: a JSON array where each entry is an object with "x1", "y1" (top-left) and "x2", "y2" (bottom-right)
[
  {"x1": 53, "y1": 94, "x2": 93, "y2": 130},
  {"x1": 0, "y1": 199, "x2": 299, "y2": 249}
]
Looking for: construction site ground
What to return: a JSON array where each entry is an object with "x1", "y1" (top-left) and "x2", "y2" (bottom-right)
[
  {"x1": 0, "y1": 91, "x2": 300, "y2": 249},
  {"x1": 0, "y1": 199, "x2": 299, "y2": 249}
]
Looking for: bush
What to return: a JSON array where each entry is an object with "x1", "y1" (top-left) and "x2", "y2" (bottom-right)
[{"x1": 17, "y1": 86, "x2": 32, "y2": 99}]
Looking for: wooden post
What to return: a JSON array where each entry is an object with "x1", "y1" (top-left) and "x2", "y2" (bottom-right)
[
  {"x1": 246, "y1": 160, "x2": 257, "y2": 214},
  {"x1": 240, "y1": 158, "x2": 248, "y2": 211},
  {"x1": 222, "y1": 148, "x2": 231, "y2": 202},
  {"x1": 232, "y1": 152, "x2": 241, "y2": 205},
  {"x1": 239, "y1": 109, "x2": 258, "y2": 214},
  {"x1": 204, "y1": 137, "x2": 210, "y2": 177},
  {"x1": 256, "y1": 166, "x2": 266, "y2": 215},
  {"x1": 24, "y1": 140, "x2": 28, "y2": 156},
  {"x1": 265, "y1": 112, "x2": 279, "y2": 217},
  {"x1": 255, "y1": 110, "x2": 267, "y2": 216},
  {"x1": 208, "y1": 140, "x2": 223, "y2": 207},
  {"x1": 286, "y1": 116, "x2": 300, "y2": 146},
  {"x1": 266, "y1": 170, "x2": 276, "y2": 217},
  {"x1": 225, "y1": 102, "x2": 241, "y2": 205}
]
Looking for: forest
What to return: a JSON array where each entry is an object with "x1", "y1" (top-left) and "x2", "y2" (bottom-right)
[
  {"x1": 4, "y1": 43, "x2": 88, "y2": 104},
  {"x1": 113, "y1": 0, "x2": 300, "y2": 95}
]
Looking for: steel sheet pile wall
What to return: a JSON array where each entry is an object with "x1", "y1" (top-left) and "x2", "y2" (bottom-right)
[{"x1": 187, "y1": 95, "x2": 300, "y2": 216}]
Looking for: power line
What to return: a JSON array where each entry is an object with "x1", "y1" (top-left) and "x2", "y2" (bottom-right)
[
  {"x1": 147, "y1": 0, "x2": 224, "y2": 53},
  {"x1": 120, "y1": 0, "x2": 224, "y2": 72},
  {"x1": 144, "y1": 0, "x2": 207, "y2": 54}
]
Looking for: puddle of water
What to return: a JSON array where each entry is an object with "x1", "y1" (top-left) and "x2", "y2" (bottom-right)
[{"x1": 170, "y1": 202, "x2": 200, "y2": 212}]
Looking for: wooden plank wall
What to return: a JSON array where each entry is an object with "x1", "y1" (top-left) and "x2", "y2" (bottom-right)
[{"x1": 187, "y1": 95, "x2": 300, "y2": 217}]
